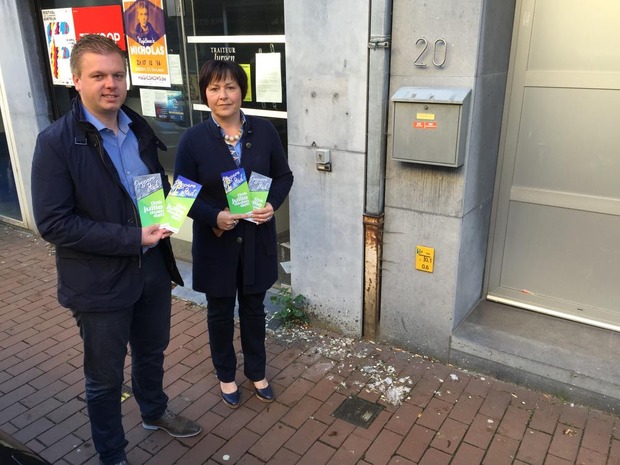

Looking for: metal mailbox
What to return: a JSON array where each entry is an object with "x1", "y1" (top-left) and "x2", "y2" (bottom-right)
[{"x1": 391, "y1": 87, "x2": 471, "y2": 167}]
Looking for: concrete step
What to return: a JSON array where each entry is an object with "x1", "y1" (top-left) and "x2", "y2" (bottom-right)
[{"x1": 450, "y1": 300, "x2": 620, "y2": 413}]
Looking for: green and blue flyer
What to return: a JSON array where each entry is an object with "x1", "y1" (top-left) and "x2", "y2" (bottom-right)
[
  {"x1": 248, "y1": 172, "x2": 272, "y2": 211},
  {"x1": 221, "y1": 168, "x2": 253, "y2": 215},
  {"x1": 134, "y1": 173, "x2": 167, "y2": 227},
  {"x1": 164, "y1": 176, "x2": 202, "y2": 233}
]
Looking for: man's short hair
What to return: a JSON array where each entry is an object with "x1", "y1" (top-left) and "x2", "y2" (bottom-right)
[{"x1": 70, "y1": 34, "x2": 126, "y2": 77}]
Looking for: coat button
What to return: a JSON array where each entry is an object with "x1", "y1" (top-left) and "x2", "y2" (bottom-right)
[
  {"x1": 236, "y1": 237, "x2": 243, "y2": 243},
  {"x1": 128, "y1": 218, "x2": 134, "y2": 224}
]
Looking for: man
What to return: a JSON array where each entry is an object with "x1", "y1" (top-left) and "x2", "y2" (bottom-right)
[
  {"x1": 31, "y1": 35, "x2": 201, "y2": 465},
  {"x1": 134, "y1": 0, "x2": 160, "y2": 46}
]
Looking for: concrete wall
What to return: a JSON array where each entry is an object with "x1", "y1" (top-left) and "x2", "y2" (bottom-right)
[
  {"x1": 284, "y1": 0, "x2": 370, "y2": 336},
  {"x1": 380, "y1": 0, "x2": 515, "y2": 359},
  {"x1": 0, "y1": 1, "x2": 52, "y2": 230}
]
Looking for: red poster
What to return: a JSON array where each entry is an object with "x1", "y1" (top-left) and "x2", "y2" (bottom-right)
[{"x1": 72, "y1": 5, "x2": 126, "y2": 51}]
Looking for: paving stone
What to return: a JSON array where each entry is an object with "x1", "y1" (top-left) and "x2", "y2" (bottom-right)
[
  {"x1": 548, "y1": 423, "x2": 582, "y2": 462},
  {"x1": 418, "y1": 446, "x2": 451, "y2": 465},
  {"x1": 296, "y1": 441, "x2": 337, "y2": 465},
  {"x1": 416, "y1": 397, "x2": 453, "y2": 430},
  {"x1": 451, "y1": 442, "x2": 485, "y2": 465},
  {"x1": 431, "y1": 417, "x2": 468, "y2": 454},
  {"x1": 479, "y1": 387, "x2": 513, "y2": 420},
  {"x1": 1, "y1": 223, "x2": 619, "y2": 465},
  {"x1": 449, "y1": 393, "x2": 484, "y2": 425},
  {"x1": 326, "y1": 433, "x2": 372, "y2": 465},
  {"x1": 395, "y1": 424, "x2": 436, "y2": 463},
  {"x1": 516, "y1": 429, "x2": 552, "y2": 465},
  {"x1": 497, "y1": 405, "x2": 531, "y2": 440},
  {"x1": 277, "y1": 396, "x2": 323, "y2": 428},
  {"x1": 285, "y1": 417, "x2": 328, "y2": 456},
  {"x1": 463, "y1": 413, "x2": 499, "y2": 450},
  {"x1": 384, "y1": 401, "x2": 422, "y2": 436},
  {"x1": 319, "y1": 418, "x2": 356, "y2": 448},
  {"x1": 482, "y1": 434, "x2": 520, "y2": 465}
]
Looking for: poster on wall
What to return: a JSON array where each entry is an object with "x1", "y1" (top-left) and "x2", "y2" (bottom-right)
[
  {"x1": 123, "y1": 0, "x2": 171, "y2": 88},
  {"x1": 42, "y1": 6, "x2": 125, "y2": 86},
  {"x1": 139, "y1": 88, "x2": 185, "y2": 123}
]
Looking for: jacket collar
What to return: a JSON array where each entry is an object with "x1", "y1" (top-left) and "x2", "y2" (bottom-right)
[{"x1": 70, "y1": 96, "x2": 166, "y2": 151}]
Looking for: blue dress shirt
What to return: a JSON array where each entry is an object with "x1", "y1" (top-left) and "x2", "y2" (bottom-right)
[{"x1": 82, "y1": 105, "x2": 149, "y2": 207}]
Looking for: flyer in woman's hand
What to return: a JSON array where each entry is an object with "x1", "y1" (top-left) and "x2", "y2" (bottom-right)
[
  {"x1": 221, "y1": 168, "x2": 253, "y2": 215},
  {"x1": 246, "y1": 172, "x2": 272, "y2": 223}
]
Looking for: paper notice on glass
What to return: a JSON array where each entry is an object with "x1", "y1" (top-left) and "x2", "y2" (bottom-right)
[
  {"x1": 240, "y1": 63, "x2": 253, "y2": 102},
  {"x1": 169, "y1": 54, "x2": 183, "y2": 85},
  {"x1": 255, "y1": 52, "x2": 282, "y2": 103},
  {"x1": 140, "y1": 88, "x2": 170, "y2": 118},
  {"x1": 140, "y1": 88, "x2": 157, "y2": 117}
]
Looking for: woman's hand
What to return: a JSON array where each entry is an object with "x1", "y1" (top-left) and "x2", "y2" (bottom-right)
[
  {"x1": 216, "y1": 208, "x2": 246, "y2": 231},
  {"x1": 251, "y1": 202, "x2": 275, "y2": 225}
]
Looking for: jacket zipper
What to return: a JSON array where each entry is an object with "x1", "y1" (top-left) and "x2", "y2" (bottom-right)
[{"x1": 93, "y1": 133, "x2": 143, "y2": 270}]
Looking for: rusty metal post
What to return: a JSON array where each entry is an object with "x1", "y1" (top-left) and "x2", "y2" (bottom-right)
[{"x1": 363, "y1": 213, "x2": 384, "y2": 339}]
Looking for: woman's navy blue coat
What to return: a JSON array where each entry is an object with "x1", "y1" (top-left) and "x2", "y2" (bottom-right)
[
  {"x1": 174, "y1": 115, "x2": 293, "y2": 297},
  {"x1": 31, "y1": 97, "x2": 183, "y2": 311}
]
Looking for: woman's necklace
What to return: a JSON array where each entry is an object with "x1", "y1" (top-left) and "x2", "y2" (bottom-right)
[{"x1": 223, "y1": 128, "x2": 243, "y2": 142}]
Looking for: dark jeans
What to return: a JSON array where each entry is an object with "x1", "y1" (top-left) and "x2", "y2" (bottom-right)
[
  {"x1": 206, "y1": 291, "x2": 267, "y2": 383},
  {"x1": 72, "y1": 245, "x2": 172, "y2": 465}
]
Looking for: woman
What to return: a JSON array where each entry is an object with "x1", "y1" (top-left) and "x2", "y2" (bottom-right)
[{"x1": 174, "y1": 60, "x2": 293, "y2": 408}]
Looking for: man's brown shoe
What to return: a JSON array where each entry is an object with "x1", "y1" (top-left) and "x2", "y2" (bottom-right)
[{"x1": 142, "y1": 409, "x2": 201, "y2": 438}]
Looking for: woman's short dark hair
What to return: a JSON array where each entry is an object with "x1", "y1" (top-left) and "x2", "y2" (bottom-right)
[{"x1": 198, "y1": 60, "x2": 248, "y2": 106}]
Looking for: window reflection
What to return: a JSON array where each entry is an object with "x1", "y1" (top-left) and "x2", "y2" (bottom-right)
[{"x1": 0, "y1": 111, "x2": 22, "y2": 221}]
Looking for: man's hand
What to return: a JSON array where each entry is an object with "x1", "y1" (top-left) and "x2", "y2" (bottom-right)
[{"x1": 141, "y1": 224, "x2": 167, "y2": 246}]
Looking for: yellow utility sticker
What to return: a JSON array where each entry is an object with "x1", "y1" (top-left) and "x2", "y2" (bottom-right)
[{"x1": 415, "y1": 246, "x2": 435, "y2": 273}]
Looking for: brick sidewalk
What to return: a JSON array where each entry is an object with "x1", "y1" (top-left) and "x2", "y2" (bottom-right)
[{"x1": 1, "y1": 223, "x2": 619, "y2": 465}]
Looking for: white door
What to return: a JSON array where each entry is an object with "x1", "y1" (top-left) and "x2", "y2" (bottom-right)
[{"x1": 487, "y1": 0, "x2": 620, "y2": 331}]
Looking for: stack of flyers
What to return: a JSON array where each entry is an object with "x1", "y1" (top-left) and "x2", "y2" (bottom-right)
[
  {"x1": 164, "y1": 176, "x2": 202, "y2": 233},
  {"x1": 221, "y1": 168, "x2": 253, "y2": 215},
  {"x1": 247, "y1": 172, "x2": 272, "y2": 223},
  {"x1": 134, "y1": 173, "x2": 167, "y2": 227}
]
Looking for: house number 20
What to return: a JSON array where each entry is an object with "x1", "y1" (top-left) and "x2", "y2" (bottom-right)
[{"x1": 414, "y1": 38, "x2": 447, "y2": 68}]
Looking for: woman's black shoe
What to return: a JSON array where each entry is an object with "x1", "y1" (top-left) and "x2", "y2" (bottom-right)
[
  {"x1": 221, "y1": 389, "x2": 240, "y2": 408},
  {"x1": 254, "y1": 384, "x2": 274, "y2": 403}
]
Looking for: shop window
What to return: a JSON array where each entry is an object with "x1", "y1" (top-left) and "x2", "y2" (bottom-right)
[
  {"x1": 35, "y1": 0, "x2": 290, "y2": 285},
  {"x1": 0, "y1": 108, "x2": 22, "y2": 222}
]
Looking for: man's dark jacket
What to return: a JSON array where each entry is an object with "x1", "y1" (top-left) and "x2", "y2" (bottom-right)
[{"x1": 31, "y1": 96, "x2": 183, "y2": 311}]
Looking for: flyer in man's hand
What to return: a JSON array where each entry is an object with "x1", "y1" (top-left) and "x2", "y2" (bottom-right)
[
  {"x1": 163, "y1": 176, "x2": 202, "y2": 233},
  {"x1": 221, "y1": 168, "x2": 253, "y2": 215},
  {"x1": 134, "y1": 173, "x2": 167, "y2": 227}
]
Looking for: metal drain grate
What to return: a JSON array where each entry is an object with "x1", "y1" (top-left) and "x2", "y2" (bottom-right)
[{"x1": 332, "y1": 396, "x2": 384, "y2": 428}]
